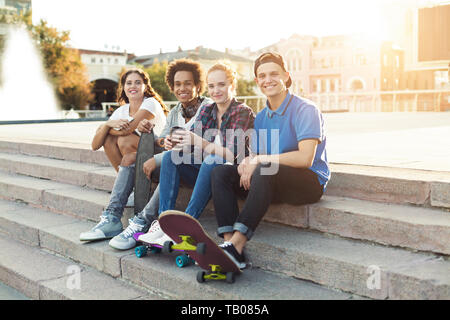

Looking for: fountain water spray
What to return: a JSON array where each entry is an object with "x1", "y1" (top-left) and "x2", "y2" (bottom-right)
[{"x1": 0, "y1": 26, "x2": 60, "y2": 121}]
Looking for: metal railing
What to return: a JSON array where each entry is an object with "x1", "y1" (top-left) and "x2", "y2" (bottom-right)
[
  {"x1": 306, "y1": 89, "x2": 450, "y2": 112},
  {"x1": 63, "y1": 89, "x2": 450, "y2": 119}
]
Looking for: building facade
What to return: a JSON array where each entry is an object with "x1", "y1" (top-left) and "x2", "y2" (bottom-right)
[
  {"x1": 0, "y1": 0, "x2": 31, "y2": 38},
  {"x1": 381, "y1": 1, "x2": 450, "y2": 111},
  {"x1": 398, "y1": 2, "x2": 450, "y2": 91},
  {"x1": 77, "y1": 48, "x2": 135, "y2": 110},
  {"x1": 256, "y1": 33, "x2": 404, "y2": 97}
]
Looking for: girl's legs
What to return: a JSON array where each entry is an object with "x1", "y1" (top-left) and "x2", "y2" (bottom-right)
[
  {"x1": 117, "y1": 134, "x2": 140, "y2": 157},
  {"x1": 121, "y1": 152, "x2": 136, "y2": 167},
  {"x1": 79, "y1": 162, "x2": 135, "y2": 241},
  {"x1": 108, "y1": 140, "x2": 164, "y2": 250},
  {"x1": 185, "y1": 154, "x2": 225, "y2": 219},
  {"x1": 103, "y1": 134, "x2": 140, "y2": 172},
  {"x1": 103, "y1": 135, "x2": 122, "y2": 172}
]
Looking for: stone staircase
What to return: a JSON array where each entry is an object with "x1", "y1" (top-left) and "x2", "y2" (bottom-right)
[{"x1": 0, "y1": 139, "x2": 449, "y2": 300}]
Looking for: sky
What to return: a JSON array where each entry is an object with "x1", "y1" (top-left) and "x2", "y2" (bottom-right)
[{"x1": 30, "y1": 0, "x2": 445, "y2": 56}]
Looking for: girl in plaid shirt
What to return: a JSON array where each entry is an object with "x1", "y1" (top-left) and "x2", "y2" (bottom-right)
[{"x1": 138, "y1": 61, "x2": 255, "y2": 246}]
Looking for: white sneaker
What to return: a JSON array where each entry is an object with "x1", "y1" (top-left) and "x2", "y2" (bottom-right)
[
  {"x1": 137, "y1": 220, "x2": 164, "y2": 244},
  {"x1": 138, "y1": 220, "x2": 175, "y2": 246},
  {"x1": 157, "y1": 232, "x2": 176, "y2": 247}
]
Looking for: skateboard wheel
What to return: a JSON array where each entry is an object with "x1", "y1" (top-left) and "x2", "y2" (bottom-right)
[
  {"x1": 135, "y1": 246, "x2": 147, "y2": 258},
  {"x1": 175, "y1": 254, "x2": 190, "y2": 268},
  {"x1": 196, "y1": 242, "x2": 206, "y2": 255},
  {"x1": 197, "y1": 271, "x2": 206, "y2": 283},
  {"x1": 226, "y1": 272, "x2": 235, "y2": 284},
  {"x1": 150, "y1": 246, "x2": 161, "y2": 254},
  {"x1": 163, "y1": 241, "x2": 173, "y2": 253}
]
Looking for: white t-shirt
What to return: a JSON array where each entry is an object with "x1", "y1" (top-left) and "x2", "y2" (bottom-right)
[
  {"x1": 213, "y1": 134, "x2": 222, "y2": 146},
  {"x1": 109, "y1": 97, "x2": 166, "y2": 136},
  {"x1": 176, "y1": 106, "x2": 202, "y2": 130}
]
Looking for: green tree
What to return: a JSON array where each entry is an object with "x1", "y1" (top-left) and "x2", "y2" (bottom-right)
[
  {"x1": 144, "y1": 61, "x2": 175, "y2": 101},
  {"x1": 237, "y1": 78, "x2": 260, "y2": 111},
  {"x1": 15, "y1": 11, "x2": 93, "y2": 111},
  {"x1": 236, "y1": 78, "x2": 257, "y2": 97}
]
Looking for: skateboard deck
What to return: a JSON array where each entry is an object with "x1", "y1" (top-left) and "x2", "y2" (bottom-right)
[
  {"x1": 134, "y1": 132, "x2": 155, "y2": 214},
  {"x1": 133, "y1": 232, "x2": 195, "y2": 268},
  {"x1": 159, "y1": 210, "x2": 242, "y2": 283}
]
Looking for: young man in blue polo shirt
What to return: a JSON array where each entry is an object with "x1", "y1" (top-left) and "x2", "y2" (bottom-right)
[{"x1": 211, "y1": 52, "x2": 330, "y2": 269}]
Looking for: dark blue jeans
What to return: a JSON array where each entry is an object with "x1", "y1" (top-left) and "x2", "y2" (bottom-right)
[{"x1": 158, "y1": 150, "x2": 225, "y2": 219}]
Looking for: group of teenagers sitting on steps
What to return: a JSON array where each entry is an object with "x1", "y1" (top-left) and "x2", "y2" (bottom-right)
[{"x1": 80, "y1": 52, "x2": 330, "y2": 270}]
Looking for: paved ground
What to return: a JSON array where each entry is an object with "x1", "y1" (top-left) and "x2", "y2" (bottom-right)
[
  {"x1": 0, "y1": 282, "x2": 29, "y2": 300},
  {"x1": 0, "y1": 112, "x2": 449, "y2": 172}
]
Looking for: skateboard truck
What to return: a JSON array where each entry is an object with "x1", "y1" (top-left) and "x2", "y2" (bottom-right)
[
  {"x1": 163, "y1": 235, "x2": 206, "y2": 255},
  {"x1": 197, "y1": 265, "x2": 235, "y2": 284},
  {"x1": 135, "y1": 245, "x2": 161, "y2": 258}
]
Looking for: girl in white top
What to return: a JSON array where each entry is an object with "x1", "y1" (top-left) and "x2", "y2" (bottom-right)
[{"x1": 91, "y1": 68, "x2": 168, "y2": 172}]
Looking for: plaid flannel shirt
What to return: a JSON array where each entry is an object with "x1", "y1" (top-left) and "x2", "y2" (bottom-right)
[{"x1": 190, "y1": 98, "x2": 255, "y2": 162}]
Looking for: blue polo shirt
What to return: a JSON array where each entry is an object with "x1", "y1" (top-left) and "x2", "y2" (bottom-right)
[{"x1": 251, "y1": 91, "x2": 330, "y2": 189}]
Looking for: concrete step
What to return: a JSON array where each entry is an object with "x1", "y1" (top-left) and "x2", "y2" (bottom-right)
[
  {"x1": 0, "y1": 199, "x2": 356, "y2": 300},
  {"x1": 327, "y1": 163, "x2": 450, "y2": 209},
  {"x1": 0, "y1": 140, "x2": 109, "y2": 166},
  {"x1": 309, "y1": 195, "x2": 450, "y2": 255},
  {"x1": 0, "y1": 151, "x2": 116, "y2": 193},
  {"x1": 0, "y1": 169, "x2": 112, "y2": 222},
  {"x1": 0, "y1": 140, "x2": 448, "y2": 299},
  {"x1": 1, "y1": 199, "x2": 449, "y2": 300},
  {"x1": 0, "y1": 234, "x2": 168, "y2": 300},
  {"x1": 1, "y1": 168, "x2": 449, "y2": 256},
  {"x1": 1, "y1": 141, "x2": 449, "y2": 209}
]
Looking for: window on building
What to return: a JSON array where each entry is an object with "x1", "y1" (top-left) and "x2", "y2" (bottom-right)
[
  {"x1": 350, "y1": 79, "x2": 364, "y2": 91},
  {"x1": 91, "y1": 57, "x2": 96, "y2": 64},
  {"x1": 297, "y1": 80, "x2": 303, "y2": 94},
  {"x1": 354, "y1": 54, "x2": 367, "y2": 66},
  {"x1": 330, "y1": 57, "x2": 336, "y2": 68},
  {"x1": 321, "y1": 79, "x2": 327, "y2": 92},
  {"x1": 286, "y1": 49, "x2": 302, "y2": 72},
  {"x1": 361, "y1": 55, "x2": 367, "y2": 65}
]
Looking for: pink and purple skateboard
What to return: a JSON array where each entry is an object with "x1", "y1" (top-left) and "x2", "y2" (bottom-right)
[{"x1": 133, "y1": 232, "x2": 195, "y2": 268}]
